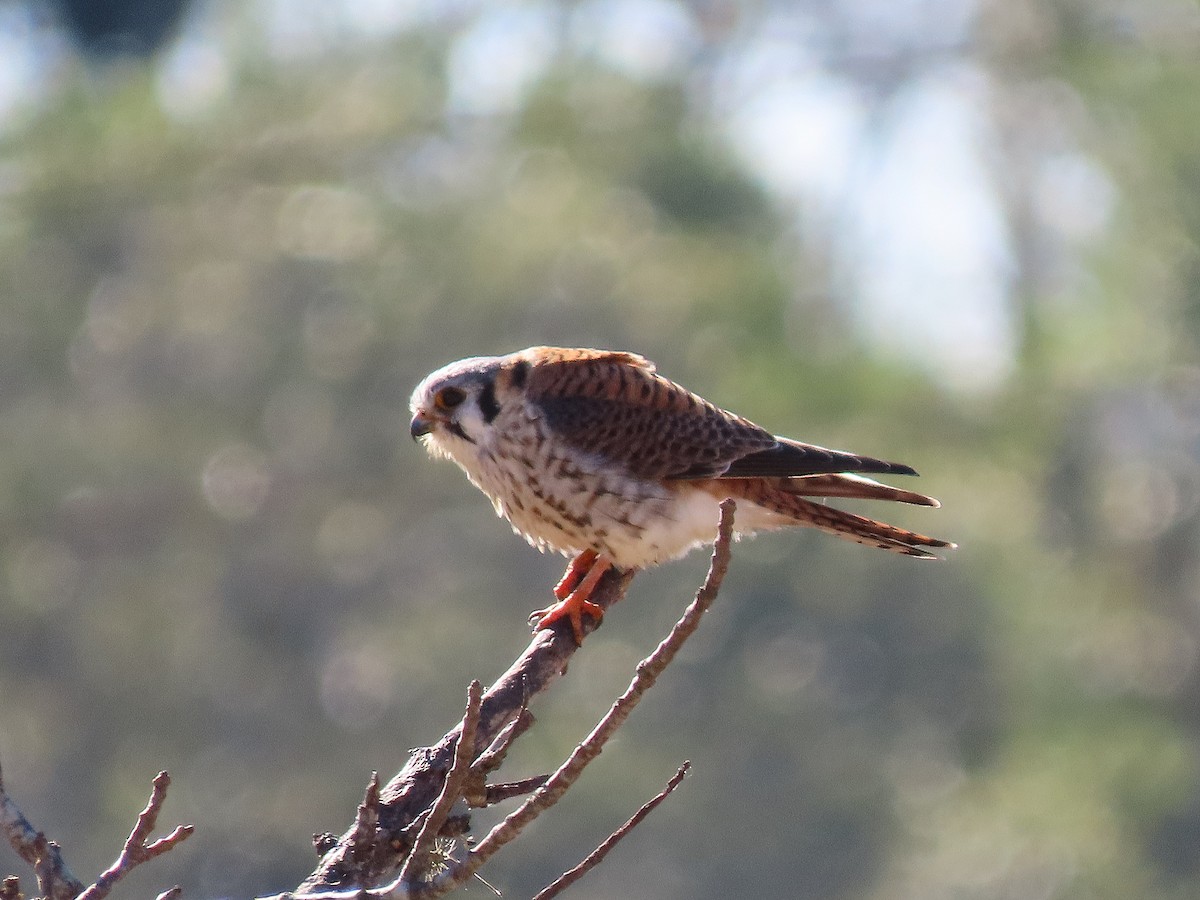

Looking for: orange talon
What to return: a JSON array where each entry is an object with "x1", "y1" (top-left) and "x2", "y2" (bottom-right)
[{"x1": 532, "y1": 554, "x2": 613, "y2": 645}]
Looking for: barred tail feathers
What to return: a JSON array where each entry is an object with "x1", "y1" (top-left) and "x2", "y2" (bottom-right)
[{"x1": 720, "y1": 479, "x2": 954, "y2": 558}]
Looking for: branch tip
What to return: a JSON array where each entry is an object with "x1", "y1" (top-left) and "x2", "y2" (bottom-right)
[{"x1": 532, "y1": 760, "x2": 693, "y2": 900}]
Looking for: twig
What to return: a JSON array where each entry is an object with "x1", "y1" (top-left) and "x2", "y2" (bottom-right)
[
  {"x1": 75, "y1": 771, "x2": 194, "y2": 900},
  {"x1": 532, "y1": 760, "x2": 691, "y2": 900},
  {"x1": 345, "y1": 772, "x2": 382, "y2": 881},
  {"x1": 471, "y1": 707, "x2": 534, "y2": 780},
  {"x1": 417, "y1": 500, "x2": 738, "y2": 898},
  {"x1": 483, "y1": 775, "x2": 549, "y2": 806},
  {"x1": 1, "y1": 759, "x2": 84, "y2": 900},
  {"x1": 464, "y1": 708, "x2": 535, "y2": 808},
  {"x1": 396, "y1": 680, "x2": 482, "y2": 887},
  {"x1": 33, "y1": 833, "x2": 70, "y2": 900}
]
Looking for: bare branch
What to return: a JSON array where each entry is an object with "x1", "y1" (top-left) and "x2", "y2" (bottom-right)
[
  {"x1": 396, "y1": 680, "x2": 482, "y2": 888},
  {"x1": 1, "y1": 759, "x2": 84, "y2": 900},
  {"x1": 257, "y1": 683, "x2": 488, "y2": 900},
  {"x1": 2, "y1": 768, "x2": 187, "y2": 900},
  {"x1": 293, "y1": 567, "x2": 636, "y2": 894},
  {"x1": 418, "y1": 500, "x2": 738, "y2": 898},
  {"x1": 76, "y1": 771, "x2": 194, "y2": 900},
  {"x1": 268, "y1": 502, "x2": 736, "y2": 900},
  {"x1": 533, "y1": 760, "x2": 691, "y2": 900},
  {"x1": 9, "y1": 499, "x2": 737, "y2": 900}
]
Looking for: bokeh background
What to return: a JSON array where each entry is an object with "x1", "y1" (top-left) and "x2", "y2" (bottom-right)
[{"x1": 1, "y1": 0, "x2": 1199, "y2": 897}]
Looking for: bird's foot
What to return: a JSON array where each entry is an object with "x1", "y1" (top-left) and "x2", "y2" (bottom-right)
[
  {"x1": 552, "y1": 548, "x2": 599, "y2": 600},
  {"x1": 532, "y1": 553, "x2": 612, "y2": 645}
]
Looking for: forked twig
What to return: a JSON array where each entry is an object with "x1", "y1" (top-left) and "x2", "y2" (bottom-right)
[
  {"x1": 76, "y1": 771, "x2": 193, "y2": 900},
  {"x1": 3, "y1": 761, "x2": 186, "y2": 900},
  {"x1": 532, "y1": 760, "x2": 691, "y2": 900}
]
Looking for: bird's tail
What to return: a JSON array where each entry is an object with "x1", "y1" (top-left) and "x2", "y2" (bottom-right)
[
  {"x1": 783, "y1": 472, "x2": 941, "y2": 507},
  {"x1": 720, "y1": 478, "x2": 955, "y2": 558}
]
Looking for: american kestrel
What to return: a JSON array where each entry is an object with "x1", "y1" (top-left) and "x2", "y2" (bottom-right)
[{"x1": 410, "y1": 347, "x2": 953, "y2": 644}]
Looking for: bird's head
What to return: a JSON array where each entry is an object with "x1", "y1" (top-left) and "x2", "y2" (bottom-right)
[{"x1": 409, "y1": 353, "x2": 520, "y2": 460}]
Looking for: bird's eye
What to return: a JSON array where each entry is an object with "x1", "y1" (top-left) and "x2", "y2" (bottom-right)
[{"x1": 435, "y1": 386, "x2": 467, "y2": 411}]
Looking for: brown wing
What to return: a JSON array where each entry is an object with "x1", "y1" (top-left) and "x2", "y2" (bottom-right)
[{"x1": 521, "y1": 348, "x2": 918, "y2": 482}]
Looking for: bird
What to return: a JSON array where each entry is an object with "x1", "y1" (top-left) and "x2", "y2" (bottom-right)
[{"x1": 410, "y1": 346, "x2": 953, "y2": 644}]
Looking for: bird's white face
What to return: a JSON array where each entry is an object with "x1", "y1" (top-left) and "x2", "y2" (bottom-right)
[{"x1": 409, "y1": 355, "x2": 507, "y2": 465}]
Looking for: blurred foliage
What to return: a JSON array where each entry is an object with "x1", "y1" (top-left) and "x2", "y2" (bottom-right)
[{"x1": 0, "y1": 1, "x2": 1199, "y2": 899}]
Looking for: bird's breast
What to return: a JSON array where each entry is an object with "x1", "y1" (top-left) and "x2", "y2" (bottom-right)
[{"x1": 455, "y1": 412, "x2": 723, "y2": 568}]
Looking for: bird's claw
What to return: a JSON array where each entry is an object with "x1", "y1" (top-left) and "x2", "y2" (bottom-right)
[
  {"x1": 529, "y1": 596, "x2": 605, "y2": 646},
  {"x1": 533, "y1": 552, "x2": 613, "y2": 645}
]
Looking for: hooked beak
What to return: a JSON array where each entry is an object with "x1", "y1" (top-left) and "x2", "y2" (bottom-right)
[{"x1": 410, "y1": 412, "x2": 434, "y2": 440}]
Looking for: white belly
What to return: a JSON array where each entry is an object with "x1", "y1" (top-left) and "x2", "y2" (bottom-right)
[{"x1": 601, "y1": 486, "x2": 725, "y2": 568}]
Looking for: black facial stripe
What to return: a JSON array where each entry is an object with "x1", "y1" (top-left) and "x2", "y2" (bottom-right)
[
  {"x1": 509, "y1": 359, "x2": 529, "y2": 390},
  {"x1": 448, "y1": 421, "x2": 476, "y2": 444},
  {"x1": 479, "y1": 378, "x2": 501, "y2": 424}
]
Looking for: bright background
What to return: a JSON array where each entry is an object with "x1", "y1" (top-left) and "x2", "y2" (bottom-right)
[{"x1": 1, "y1": 1, "x2": 1199, "y2": 898}]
